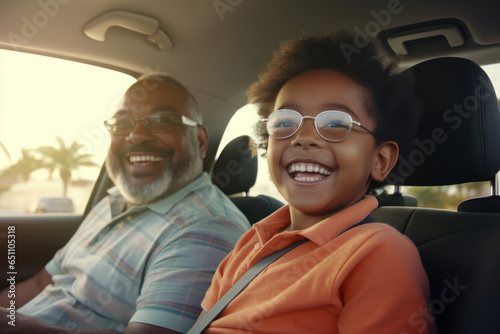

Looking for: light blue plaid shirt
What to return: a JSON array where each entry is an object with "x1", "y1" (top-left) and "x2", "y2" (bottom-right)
[{"x1": 19, "y1": 172, "x2": 250, "y2": 332}]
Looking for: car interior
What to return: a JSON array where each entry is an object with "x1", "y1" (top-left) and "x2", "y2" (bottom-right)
[{"x1": 1, "y1": 1, "x2": 500, "y2": 333}]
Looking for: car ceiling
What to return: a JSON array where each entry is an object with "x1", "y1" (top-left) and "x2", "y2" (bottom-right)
[{"x1": 1, "y1": 0, "x2": 500, "y2": 168}]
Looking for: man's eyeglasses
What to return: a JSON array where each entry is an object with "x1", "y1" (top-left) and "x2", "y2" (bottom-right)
[
  {"x1": 261, "y1": 109, "x2": 382, "y2": 142},
  {"x1": 104, "y1": 113, "x2": 199, "y2": 135}
]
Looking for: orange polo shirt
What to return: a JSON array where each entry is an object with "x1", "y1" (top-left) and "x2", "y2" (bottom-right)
[{"x1": 201, "y1": 196, "x2": 435, "y2": 333}]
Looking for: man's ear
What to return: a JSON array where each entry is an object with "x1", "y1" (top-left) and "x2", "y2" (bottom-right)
[
  {"x1": 197, "y1": 125, "x2": 209, "y2": 159},
  {"x1": 371, "y1": 141, "x2": 399, "y2": 182}
]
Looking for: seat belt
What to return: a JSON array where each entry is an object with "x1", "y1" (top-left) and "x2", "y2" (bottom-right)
[{"x1": 187, "y1": 215, "x2": 375, "y2": 334}]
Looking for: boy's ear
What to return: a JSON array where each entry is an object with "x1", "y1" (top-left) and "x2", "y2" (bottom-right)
[{"x1": 371, "y1": 141, "x2": 399, "y2": 182}]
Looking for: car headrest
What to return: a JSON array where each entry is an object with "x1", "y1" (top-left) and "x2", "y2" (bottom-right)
[
  {"x1": 211, "y1": 135, "x2": 257, "y2": 195},
  {"x1": 389, "y1": 57, "x2": 500, "y2": 186}
]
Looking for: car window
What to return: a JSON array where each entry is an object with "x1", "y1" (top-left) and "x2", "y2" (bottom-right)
[
  {"x1": 0, "y1": 50, "x2": 135, "y2": 214},
  {"x1": 220, "y1": 63, "x2": 500, "y2": 209}
]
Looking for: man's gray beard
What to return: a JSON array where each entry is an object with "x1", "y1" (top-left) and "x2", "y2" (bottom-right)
[{"x1": 106, "y1": 147, "x2": 202, "y2": 206}]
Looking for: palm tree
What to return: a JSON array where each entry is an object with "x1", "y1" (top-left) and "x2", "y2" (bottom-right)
[
  {"x1": 35, "y1": 136, "x2": 99, "y2": 196},
  {"x1": 1, "y1": 148, "x2": 44, "y2": 181}
]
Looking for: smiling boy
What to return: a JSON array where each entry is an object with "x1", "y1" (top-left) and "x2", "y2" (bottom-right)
[
  {"x1": 268, "y1": 69, "x2": 394, "y2": 230},
  {"x1": 196, "y1": 32, "x2": 436, "y2": 333}
]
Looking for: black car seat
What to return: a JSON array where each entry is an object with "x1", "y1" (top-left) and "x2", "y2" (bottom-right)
[
  {"x1": 372, "y1": 57, "x2": 500, "y2": 334},
  {"x1": 212, "y1": 135, "x2": 284, "y2": 224}
]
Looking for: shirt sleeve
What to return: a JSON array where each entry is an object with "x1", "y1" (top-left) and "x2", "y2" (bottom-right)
[
  {"x1": 129, "y1": 216, "x2": 247, "y2": 333},
  {"x1": 336, "y1": 228, "x2": 437, "y2": 334},
  {"x1": 200, "y1": 246, "x2": 235, "y2": 312}
]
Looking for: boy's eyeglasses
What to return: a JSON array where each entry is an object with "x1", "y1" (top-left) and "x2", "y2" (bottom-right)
[
  {"x1": 261, "y1": 109, "x2": 382, "y2": 142},
  {"x1": 104, "y1": 113, "x2": 199, "y2": 135}
]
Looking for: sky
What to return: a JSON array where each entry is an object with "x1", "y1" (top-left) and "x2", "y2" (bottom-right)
[{"x1": 0, "y1": 49, "x2": 135, "y2": 178}]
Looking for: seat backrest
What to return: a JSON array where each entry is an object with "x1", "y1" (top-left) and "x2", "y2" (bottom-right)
[
  {"x1": 457, "y1": 194, "x2": 500, "y2": 213},
  {"x1": 373, "y1": 57, "x2": 500, "y2": 334},
  {"x1": 212, "y1": 135, "x2": 283, "y2": 224},
  {"x1": 372, "y1": 206, "x2": 500, "y2": 334}
]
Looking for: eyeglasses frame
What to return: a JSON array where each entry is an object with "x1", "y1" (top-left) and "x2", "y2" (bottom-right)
[
  {"x1": 104, "y1": 112, "x2": 199, "y2": 135},
  {"x1": 261, "y1": 109, "x2": 382, "y2": 142}
]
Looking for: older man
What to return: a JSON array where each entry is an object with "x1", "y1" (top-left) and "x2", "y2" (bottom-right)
[{"x1": 0, "y1": 75, "x2": 250, "y2": 334}]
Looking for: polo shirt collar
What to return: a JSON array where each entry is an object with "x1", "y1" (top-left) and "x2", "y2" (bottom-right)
[
  {"x1": 253, "y1": 206, "x2": 292, "y2": 243},
  {"x1": 301, "y1": 196, "x2": 378, "y2": 245},
  {"x1": 254, "y1": 196, "x2": 378, "y2": 246}
]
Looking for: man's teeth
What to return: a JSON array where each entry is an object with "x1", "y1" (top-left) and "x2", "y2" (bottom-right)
[
  {"x1": 288, "y1": 163, "x2": 332, "y2": 176},
  {"x1": 129, "y1": 155, "x2": 165, "y2": 163}
]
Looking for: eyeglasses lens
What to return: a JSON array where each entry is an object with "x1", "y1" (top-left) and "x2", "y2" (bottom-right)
[
  {"x1": 106, "y1": 114, "x2": 180, "y2": 134},
  {"x1": 316, "y1": 111, "x2": 352, "y2": 141},
  {"x1": 142, "y1": 114, "x2": 179, "y2": 131}
]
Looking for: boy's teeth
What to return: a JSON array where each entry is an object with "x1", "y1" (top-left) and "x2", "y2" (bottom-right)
[
  {"x1": 129, "y1": 155, "x2": 165, "y2": 163},
  {"x1": 293, "y1": 176, "x2": 323, "y2": 182},
  {"x1": 288, "y1": 163, "x2": 332, "y2": 175}
]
